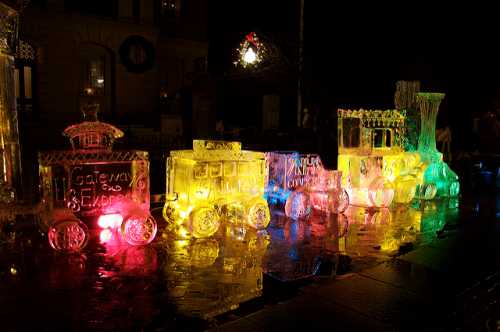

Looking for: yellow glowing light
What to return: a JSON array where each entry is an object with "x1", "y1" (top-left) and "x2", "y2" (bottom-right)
[
  {"x1": 235, "y1": 32, "x2": 264, "y2": 68},
  {"x1": 337, "y1": 109, "x2": 426, "y2": 207},
  {"x1": 164, "y1": 140, "x2": 270, "y2": 238},
  {"x1": 380, "y1": 238, "x2": 399, "y2": 252},
  {"x1": 175, "y1": 239, "x2": 190, "y2": 249},
  {"x1": 243, "y1": 48, "x2": 257, "y2": 64},
  {"x1": 10, "y1": 266, "x2": 17, "y2": 275},
  {"x1": 344, "y1": 205, "x2": 422, "y2": 253},
  {"x1": 179, "y1": 210, "x2": 189, "y2": 220}
]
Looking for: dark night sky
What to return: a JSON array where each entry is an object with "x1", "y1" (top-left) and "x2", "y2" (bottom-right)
[{"x1": 208, "y1": 2, "x2": 500, "y2": 147}]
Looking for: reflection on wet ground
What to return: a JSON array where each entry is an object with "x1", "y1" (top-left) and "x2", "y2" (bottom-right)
[
  {"x1": 163, "y1": 228, "x2": 268, "y2": 320},
  {"x1": 264, "y1": 210, "x2": 346, "y2": 281},
  {"x1": 342, "y1": 198, "x2": 460, "y2": 268},
  {"x1": 0, "y1": 194, "x2": 497, "y2": 330},
  {"x1": 264, "y1": 198, "x2": 460, "y2": 280}
]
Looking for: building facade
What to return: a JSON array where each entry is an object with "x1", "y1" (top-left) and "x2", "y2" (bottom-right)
[{"x1": 17, "y1": 0, "x2": 213, "y2": 199}]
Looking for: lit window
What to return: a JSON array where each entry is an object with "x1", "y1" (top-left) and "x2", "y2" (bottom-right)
[
  {"x1": 14, "y1": 40, "x2": 36, "y2": 113},
  {"x1": 161, "y1": 0, "x2": 178, "y2": 17},
  {"x1": 82, "y1": 57, "x2": 105, "y2": 96},
  {"x1": 79, "y1": 44, "x2": 113, "y2": 116}
]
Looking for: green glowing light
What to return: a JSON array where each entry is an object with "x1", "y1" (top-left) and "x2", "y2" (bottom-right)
[{"x1": 415, "y1": 92, "x2": 460, "y2": 198}]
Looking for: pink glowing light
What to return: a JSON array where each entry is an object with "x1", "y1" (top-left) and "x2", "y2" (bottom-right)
[
  {"x1": 100, "y1": 229, "x2": 113, "y2": 243},
  {"x1": 98, "y1": 213, "x2": 123, "y2": 229},
  {"x1": 98, "y1": 200, "x2": 158, "y2": 246}
]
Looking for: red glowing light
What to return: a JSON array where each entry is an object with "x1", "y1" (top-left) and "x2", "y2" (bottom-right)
[{"x1": 98, "y1": 213, "x2": 123, "y2": 229}]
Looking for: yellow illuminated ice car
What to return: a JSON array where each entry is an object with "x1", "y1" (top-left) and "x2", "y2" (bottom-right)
[
  {"x1": 163, "y1": 140, "x2": 270, "y2": 238},
  {"x1": 337, "y1": 109, "x2": 426, "y2": 208}
]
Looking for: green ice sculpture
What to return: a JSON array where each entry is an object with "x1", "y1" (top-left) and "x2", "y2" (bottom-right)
[
  {"x1": 415, "y1": 92, "x2": 460, "y2": 198},
  {"x1": 395, "y1": 81, "x2": 420, "y2": 152}
]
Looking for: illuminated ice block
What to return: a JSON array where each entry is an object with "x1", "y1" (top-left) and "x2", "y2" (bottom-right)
[
  {"x1": 338, "y1": 92, "x2": 460, "y2": 208},
  {"x1": 337, "y1": 109, "x2": 422, "y2": 208},
  {"x1": 265, "y1": 152, "x2": 349, "y2": 218},
  {"x1": 39, "y1": 104, "x2": 156, "y2": 251},
  {"x1": 163, "y1": 140, "x2": 270, "y2": 238},
  {"x1": 415, "y1": 92, "x2": 460, "y2": 198},
  {"x1": 0, "y1": 3, "x2": 22, "y2": 205}
]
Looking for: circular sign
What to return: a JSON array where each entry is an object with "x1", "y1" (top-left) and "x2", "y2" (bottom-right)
[{"x1": 119, "y1": 35, "x2": 155, "y2": 73}]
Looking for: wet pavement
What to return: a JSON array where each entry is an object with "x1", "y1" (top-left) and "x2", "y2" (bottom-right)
[{"x1": 0, "y1": 192, "x2": 499, "y2": 331}]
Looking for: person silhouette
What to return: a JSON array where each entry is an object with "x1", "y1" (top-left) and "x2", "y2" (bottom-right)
[{"x1": 302, "y1": 108, "x2": 312, "y2": 129}]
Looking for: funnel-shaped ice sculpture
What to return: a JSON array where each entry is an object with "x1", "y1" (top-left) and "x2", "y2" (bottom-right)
[
  {"x1": 163, "y1": 140, "x2": 270, "y2": 239},
  {"x1": 39, "y1": 104, "x2": 156, "y2": 251},
  {"x1": 415, "y1": 93, "x2": 459, "y2": 198},
  {"x1": 416, "y1": 93, "x2": 445, "y2": 160}
]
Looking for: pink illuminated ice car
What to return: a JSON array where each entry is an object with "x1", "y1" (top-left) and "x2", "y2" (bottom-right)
[{"x1": 265, "y1": 152, "x2": 349, "y2": 219}]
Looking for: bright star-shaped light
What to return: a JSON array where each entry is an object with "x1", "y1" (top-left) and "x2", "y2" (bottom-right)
[{"x1": 243, "y1": 48, "x2": 257, "y2": 64}]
